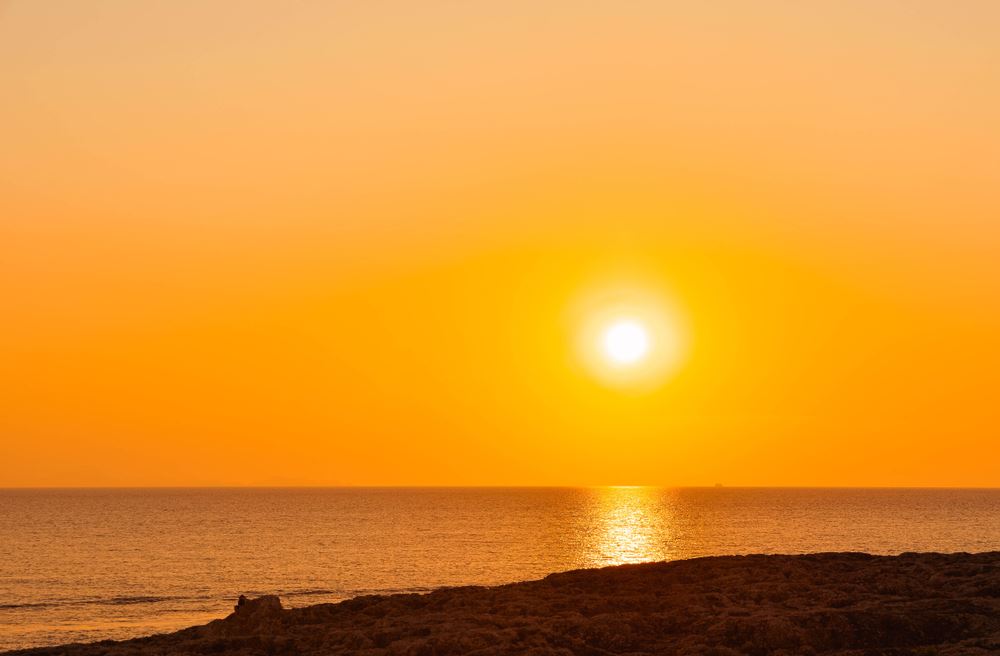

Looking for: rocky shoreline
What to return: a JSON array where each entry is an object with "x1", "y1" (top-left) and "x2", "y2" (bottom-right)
[{"x1": 7, "y1": 552, "x2": 1000, "y2": 655}]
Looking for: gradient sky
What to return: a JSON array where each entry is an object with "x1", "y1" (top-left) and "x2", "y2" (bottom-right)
[{"x1": 2, "y1": 1, "x2": 999, "y2": 487}]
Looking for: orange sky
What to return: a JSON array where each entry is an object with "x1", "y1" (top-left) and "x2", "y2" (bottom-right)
[{"x1": 2, "y1": 1, "x2": 999, "y2": 487}]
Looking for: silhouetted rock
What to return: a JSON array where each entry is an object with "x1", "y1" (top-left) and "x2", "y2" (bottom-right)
[
  {"x1": 5, "y1": 552, "x2": 1000, "y2": 655},
  {"x1": 210, "y1": 595, "x2": 284, "y2": 639}
]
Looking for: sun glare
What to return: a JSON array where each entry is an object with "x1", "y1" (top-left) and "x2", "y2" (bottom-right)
[
  {"x1": 603, "y1": 320, "x2": 649, "y2": 365},
  {"x1": 571, "y1": 283, "x2": 688, "y2": 390}
]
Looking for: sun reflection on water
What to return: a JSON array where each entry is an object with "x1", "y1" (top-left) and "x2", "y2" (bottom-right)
[{"x1": 586, "y1": 486, "x2": 673, "y2": 567}]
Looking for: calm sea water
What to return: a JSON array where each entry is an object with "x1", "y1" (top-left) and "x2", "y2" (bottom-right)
[{"x1": 2, "y1": 487, "x2": 999, "y2": 650}]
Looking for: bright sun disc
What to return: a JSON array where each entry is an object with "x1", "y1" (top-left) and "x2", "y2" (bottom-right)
[
  {"x1": 603, "y1": 320, "x2": 649, "y2": 365},
  {"x1": 570, "y1": 282, "x2": 688, "y2": 390}
]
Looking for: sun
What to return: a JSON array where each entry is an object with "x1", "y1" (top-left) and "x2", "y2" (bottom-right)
[
  {"x1": 570, "y1": 283, "x2": 688, "y2": 390},
  {"x1": 603, "y1": 319, "x2": 650, "y2": 365}
]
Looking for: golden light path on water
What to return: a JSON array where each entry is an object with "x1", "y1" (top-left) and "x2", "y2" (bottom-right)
[{"x1": 585, "y1": 486, "x2": 674, "y2": 567}]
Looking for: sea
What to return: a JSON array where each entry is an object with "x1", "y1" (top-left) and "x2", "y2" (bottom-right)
[{"x1": 2, "y1": 487, "x2": 999, "y2": 651}]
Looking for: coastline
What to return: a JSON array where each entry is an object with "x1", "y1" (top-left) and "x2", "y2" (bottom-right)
[{"x1": 6, "y1": 551, "x2": 1000, "y2": 655}]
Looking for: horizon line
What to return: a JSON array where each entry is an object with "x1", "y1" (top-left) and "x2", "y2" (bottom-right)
[{"x1": 2, "y1": 484, "x2": 1000, "y2": 491}]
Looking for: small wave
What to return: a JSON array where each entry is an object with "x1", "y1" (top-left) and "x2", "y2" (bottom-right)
[
  {"x1": 0, "y1": 601, "x2": 56, "y2": 610},
  {"x1": 281, "y1": 589, "x2": 339, "y2": 598},
  {"x1": 346, "y1": 586, "x2": 437, "y2": 597},
  {"x1": 105, "y1": 596, "x2": 175, "y2": 606},
  {"x1": 0, "y1": 595, "x2": 207, "y2": 611}
]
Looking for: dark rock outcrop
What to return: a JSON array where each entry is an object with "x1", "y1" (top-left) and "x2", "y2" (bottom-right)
[
  {"x1": 6, "y1": 552, "x2": 1000, "y2": 655},
  {"x1": 209, "y1": 595, "x2": 284, "y2": 639}
]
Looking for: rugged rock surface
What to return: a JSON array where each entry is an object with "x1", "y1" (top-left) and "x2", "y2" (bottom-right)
[{"x1": 7, "y1": 552, "x2": 1000, "y2": 655}]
